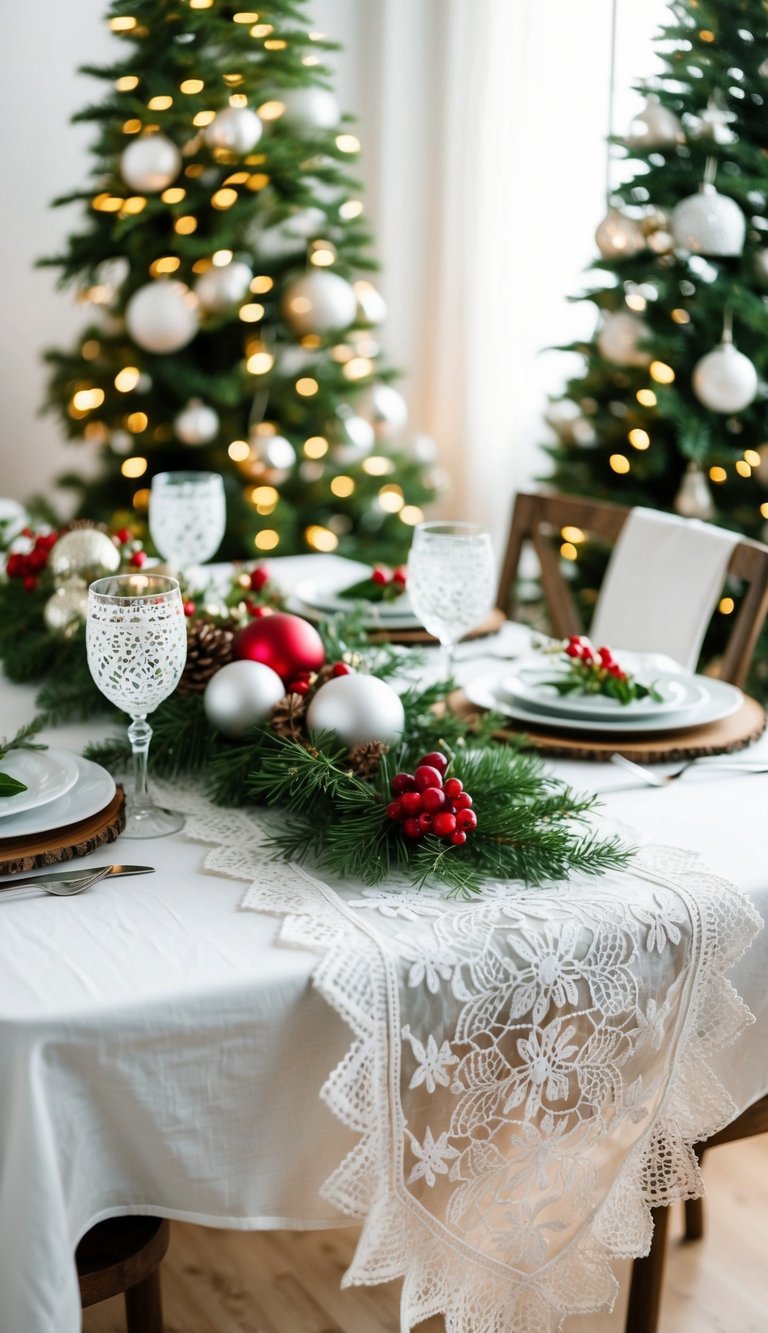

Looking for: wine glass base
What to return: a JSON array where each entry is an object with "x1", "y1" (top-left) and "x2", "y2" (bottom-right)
[{"x1": 121, "y1": 804, "x2": 185, "y2": 839}]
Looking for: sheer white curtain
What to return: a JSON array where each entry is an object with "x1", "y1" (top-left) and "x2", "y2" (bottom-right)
[{"x1": 328, "y1": 0, "x2": 668, "y2": 548}]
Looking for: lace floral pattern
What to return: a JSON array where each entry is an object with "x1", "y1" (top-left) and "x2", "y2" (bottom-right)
[{"x1": 167, "y1": 782, "x2": 762, "y2": 1333}]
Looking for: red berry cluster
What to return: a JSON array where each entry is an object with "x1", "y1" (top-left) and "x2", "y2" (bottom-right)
[
  {"x1": 6, "y1": 529, "x2": 59, "y2": 591},
  {"x1": 387, "y1": 751, "x2": 477, "y2": 846},
  {"x1": 372, "y1": 563, "x2": 408, "y2": 590},
  {"x1": 288, "y1": 660, "x2": 351, "y2": 695},
  {"x1": 564, "y1": 635, "x2": 627, "y2": 682},
  {"x1": 112, "y1": 527, "x2": 146, "y2": 569}
]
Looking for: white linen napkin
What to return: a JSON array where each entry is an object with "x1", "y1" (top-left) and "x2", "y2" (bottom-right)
[{"x1": 589, "y1": 507, "x2": 739, "y2": 671}]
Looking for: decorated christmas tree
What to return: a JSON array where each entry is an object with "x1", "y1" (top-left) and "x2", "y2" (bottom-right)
[
  {"x1": 543, "y1": 0, "x2": 768, "y2": 683},
  {"x1": 41, "y1": 0, "x2": 435, "y2": 562}
]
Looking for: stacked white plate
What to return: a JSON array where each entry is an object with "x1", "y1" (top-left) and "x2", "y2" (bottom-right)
[
  {"x1": 464, "y1": 653, "x2": 743, "y2": 735},
  {"x1": 0, "y1": 749, "x2": 116, "y2": 840},
  {"x1": 290, "y1": 574, "x2": 423, "y2": 632}
]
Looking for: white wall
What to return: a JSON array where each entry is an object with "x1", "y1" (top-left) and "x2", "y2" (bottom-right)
[{"x1": 0, "y1": 0, "x2": 668, "y2": 517}]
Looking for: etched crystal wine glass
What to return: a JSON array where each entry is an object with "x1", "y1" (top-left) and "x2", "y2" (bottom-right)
[
  {"x1": 407, "y1": 521, "x2": 496, "y2": 679},
  {"x1": 149, "y1": 471, "x2": 226, "y2": 574},
  {"x1": 87, "y1": 574, "x2": 188, "y2": 838}
]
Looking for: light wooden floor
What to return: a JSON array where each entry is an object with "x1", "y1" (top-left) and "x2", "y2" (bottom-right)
[{"x1": 83, "y1": 1135, "x2": 768, "y2": 1333}]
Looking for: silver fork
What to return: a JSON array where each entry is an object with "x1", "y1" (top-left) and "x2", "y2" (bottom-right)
[
  {"x1": 0, "y1": 867, "x2": 112, "y2": 898},
  {"x1": 610, "y1": 753, "x2": 768, "y2": 788}
]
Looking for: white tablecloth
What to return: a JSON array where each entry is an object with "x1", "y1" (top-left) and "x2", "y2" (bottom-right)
[{"x1": 0, "y1": 556, "x2": 767, "y2": 1332}]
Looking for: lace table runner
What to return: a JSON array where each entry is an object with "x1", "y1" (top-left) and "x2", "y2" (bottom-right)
[{"x1": 171, "y1": 783, "x2": 762, "y2": 1333}]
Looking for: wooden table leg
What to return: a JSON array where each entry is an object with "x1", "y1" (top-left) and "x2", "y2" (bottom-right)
[
  {"x1": 125, "y1": 1270, "x2": 164, "y2": 1333},
  {"x1": 625, "y1": 1204, "x2": 669, "y2": 1333}
]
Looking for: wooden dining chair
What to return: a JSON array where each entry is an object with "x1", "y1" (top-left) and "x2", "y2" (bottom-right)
[
  {"x1": 76, "y1": 1215, "x2": 170, "y2": 1332},
  {"x1": 497, "y1": 491, "x2": 768, "y2": 687}
]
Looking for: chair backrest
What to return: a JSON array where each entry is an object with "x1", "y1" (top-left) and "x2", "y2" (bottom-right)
[{"x1": 497, "y1": 491, "x2": 768, "y2": 688}]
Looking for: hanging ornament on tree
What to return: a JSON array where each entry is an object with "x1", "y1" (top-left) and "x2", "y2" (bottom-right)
[
  {"x1": 353, "y1": 280, "x2": 388, "y2": 325},
  {"x1": 594, "y1": 209, "x2": 645, "y2": 260},
  {"x1": 692, "y1": 338, "x2": 758, "y2": 414},
  {"x1": 596, "y1": 312, "x2": 651, "y2": 367},
  {"x1": 329, "y1": 405, "x2": 376, "y2": 462},
  {"x1": 277, "y1": 87, "x2": 340, "y2": 133},
  {"x1": 125, "y1": 281, "x2": 199, "y2": 354},
  {"x1": 696, "y1": 95, "x2": 737, "y2": 146},
  {"x1": 546, "y1": 400, "x2": 596, "y2": 446},
  {"x1": 626, "y1": 95, "x2": 684, "y2": 148},
  {"x1": 674, "y1": 463, "x2": 715, "y2": 520},
  {"x1": 358, "y1": 383, "x2": 409, "y2": 438},
  {"x1": 234, "y1": 612, "x2": 325, "y2": 684},
  {"x1": 174, "y1": 399, "x2": 220, "y2": 446},
  {"x1": 203, "y1": 660, "x2": 285, "y2": 739},
  {"x1": 49, "y1": 528, "x2": 120, "y2": 588},
  {"x1": 249, "y1": 434, "x2": 296, "y2": 481},
  {"x1": 120, "y1": 134, "x2": 181, "y2": 192},
  {"x1": 306, "y1": 672, "x2": 405, "y2": 747},
  {"x1": 43, "y1": 584, "x2": 90, "y2": 639},
  {"x1": 251, "y1": 208, "x2": 327, "y2": 260},
  {"x1": 281, "y1": 270, "x2": 357, "y2": 334},
  {"x1": 671, "y1": 181, "x2": 745, "y2": 258},
  {"x1": 203, "y1": 106, "x2": 263, "y2": 154},
  {"x1": 194, "y1": 261, "x2": 252, "y2": 313}
]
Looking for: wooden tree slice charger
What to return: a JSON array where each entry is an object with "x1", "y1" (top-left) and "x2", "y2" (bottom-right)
[
  {"x1": 449, "y1": 692, "x2": 766, "y2": 764},
  {"x1": 0, "y1": 787, "x2": 126, "y2": 876}
]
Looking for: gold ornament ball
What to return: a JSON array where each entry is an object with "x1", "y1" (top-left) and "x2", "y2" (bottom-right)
[
  {"x1": 50, "y1": 528, "x2": 120, "y2": 588},
  {"x1": 43, "y1": 584, "x2": 90, "y2": 639}
]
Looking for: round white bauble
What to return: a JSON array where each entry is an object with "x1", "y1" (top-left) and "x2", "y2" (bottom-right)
[
  {"x1": 253, "y1": 207, "x2": 327, "y2": 259},
  {"x1": 278, "y1": 87, "x2": 340, "y2": 133},
  {"x1": 126, "y1": 281, "x2": 199, "y2": 354},
  {"x1": 595, "y1": 209, "x2": 645, "y2": 260},
  {"x1": 627, "y1": 96, "x2": 684, "y2": 148},
  {"x1": 306, "y1": 673, "x2": 405, "y2": 748},
  {"x1": 359, "y1": 383, "x2": 409, "y2": 438},
  {"x1": 331, "y1": 408, "x2": 375, "y2": 458},
  {"x1": 671, "y1": 184, "x2": 745, "y2": 257},
  {"x1": 692, "y1": 342, "x2": 758, "y2": 414},
  {"x1": 596, "y1": 312, "x2": 651, "y2": 367},
  {"x1": 195, "y1": 261, "x2": 253, "y2": 313},
  {"x1": 281, "y1": 270, "x2": 357, "y2": 334},
  {"x1": 50, "y1": 528, "x2": 121, "y2": 588},
  {"x1": 204, "y1": 106, "x2": 263, "y2": 154},
  {"x1": 120, "y1": 134, "x2": 181, "y2": 192},
  {"x1": 354, "y1": 280, "x2": 388, "y2": 325},
  {"x1": 203, "y1": 660, "x2": 285, "y2": 738},
  {"x1": 43, "y1": 584, "x2": 90, "y2": 640},
  {"x1": 674, "y1": 463, "x2": 715, "y2": 520},
  {"x1": 174, "y1": 399, "x2": 220, "y2": 446},
  {"x1": 253, "y1": 434, "x2": 297, "y2": 474}
]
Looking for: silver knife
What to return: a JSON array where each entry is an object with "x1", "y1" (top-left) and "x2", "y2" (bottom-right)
[{"x1": 0, "y1": 865, "x2": 154, "y2": 891}]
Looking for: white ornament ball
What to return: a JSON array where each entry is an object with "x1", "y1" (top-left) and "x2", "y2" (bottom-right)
[
  {"x1": 627, "y1": 96, "x2": 684, "y2": 148},
  {"x1": 595, "y1": 209, "x2": 645, "y2": 260},
  {"x1": 596, "y1": 312, "x2": 651, "y2": 367},
  {"x1": 674, "y1": 463, "x2": 715, "y2": 520},
  {"x1": 332, "y1": 408, "x2": 376, "y2": 458},
  {"x1": 195, "y1": 261, "x2": 253, "y2": 313},
  {"x1": 50, "y1": 528, "x2": 121, "y2": 588},
  {"x1": 120, "y1": 134, "x2": 181, "y2": 193},
  {"x1": 203, "y1": 660, "x2": 285, "y2": 739},
  {"x1": 204, "y1": 106, "x2": 263, "y2": 154},
  {"x1": 253, "y1": 207, "x2": 327, "y2": 259},
  {"x1": 360, "y1": 383, "x2": 409, "y2": 438},
  {"x1": 126, "y1": 281, "x2": 199, "y2": 354},
  {"x1": 252, "y1": 434, "x2": 296, "y2": 476},
  {"x1": 354, "y1": 280, "x2": 388, "y2": 325},
  {"x1": 278, "y1": 87, "x2": 340, "y2": 133},
  {"x1": 281, "y1": 270, "x2": 357, "y2": 334},
  {"x1": 671, "y1": 184, "x2": 745, "y2": 257},
  {"x1": 43, "y1": 584, "x2": 90, "y2": 640},
  {"x1": 692, "y1": 342, "x2": 758, "y2": 414},
  {"x1": 174, "y1": 399, "x2": 220, "y2": 446},
  {"x1": 306, "y1": 673, "x2": 405, "y2": 748}
]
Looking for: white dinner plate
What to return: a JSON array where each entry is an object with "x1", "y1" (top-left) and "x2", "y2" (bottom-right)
[
  {"x1": 0, "y1": 753, "x2": 116, "y2": 839},
  {"x1": 498, "y1": 659, "x2": 709, "y2": 721},
  {"x1": 465, "y1": 671, "x2": 743, "y2": 735},
  {"x1": 0, "y1": 748, "x2": 80, "y2": 819},
  {"x1": 290, "y1": 576, "x2": 422, "y2": 631}
]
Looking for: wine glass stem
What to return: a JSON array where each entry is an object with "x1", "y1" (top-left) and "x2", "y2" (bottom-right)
[
  {"x1": 444, "y1": 639, "x2": 456, "y2": 682},
  {"x1": 128, "y1": 714, "x2": 153, "y2": 815}
]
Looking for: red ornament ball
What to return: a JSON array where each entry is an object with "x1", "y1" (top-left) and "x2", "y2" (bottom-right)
[{"x1": 234, "y1": 611, "x2": 325, "y2": 683}]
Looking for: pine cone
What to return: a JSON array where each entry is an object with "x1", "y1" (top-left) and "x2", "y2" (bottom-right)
[
  {"x1": 347, "y1": 740, "x2": 389, "y2": 781},
  {"x1": 177, "y1": 621, "x2": 235, "y2": 695},
  {"x1": 270, "y1": 692, "x2": 308, "y2": 742}
]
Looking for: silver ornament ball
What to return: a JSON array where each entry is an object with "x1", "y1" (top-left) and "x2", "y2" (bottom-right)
[
  {"x1": 50, "y1": 529, "x2": 121, "y2": 588},
  {"x1": 174, "y1": 399, "x2": 220, "y2": 446},
  {"x1": 595, "y1": 209, "x2": 645, "y2": 260},
  {"x1": 359, "y1": 383, "x2": 409, "y2": 438},
  {"x1": 203, "y1": 660, "x2": 285, "y2": 738},
  {"x1": 354, "y1": 280, "x2": 388, "y2": 326},
  {"x1": 120, "y1": 134, "x2": 181, "y2": 193},
  {"x1": 674, "y1": 463, "x2": 715, "y2": 520},
  {"x1": 195, "y1": 261, "x2": 253, "y2": 313},
  {"x1": 331, "y1": 407, "x2": 376, "y2": 459},
  {"x1": 43, "y1": 584, "x2": 90, "y2": 640},
  {"x1": 125, "y1": 281, "x2": 199, "y2": 354},
  {"x1": 671, "y1": 184, "x2": 745, "y2": 258},
  {"x1": 277, "y1": 87, "x2": 340, "y2": 133},
  {"x1": 627, "y1": 96, "x2": 684, "y2": 148},
  {"x1": 692, "y1": 342, "x2": 758, "y2": 414},
  {"x1": 596, "y1": 312, "x2": 651, "y2": 367},
  {"x1": 306, "y1": 673, "x2": 405, "y2": 748},
  {"x1": 204, "y1": 106, "x2": 263, "y2": 154},
  {"x1": 281, "y1": 270, "x2": 357, "y2": 335}
]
